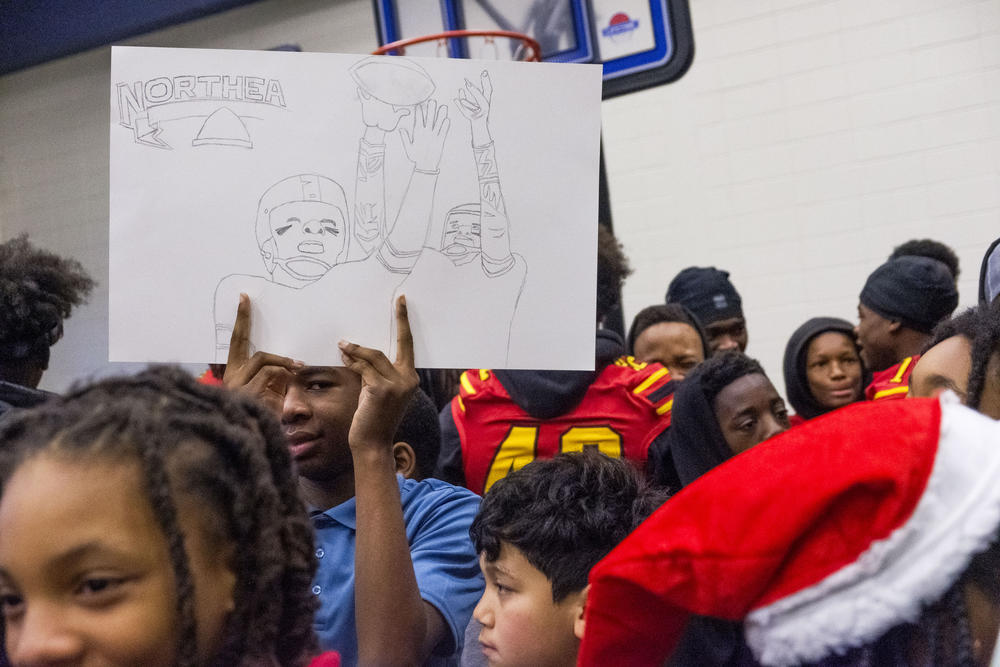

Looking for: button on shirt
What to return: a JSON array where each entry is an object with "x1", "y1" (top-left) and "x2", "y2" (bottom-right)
[{"x1": 311, "y1": 475, "x2": 483, "y2": 665}]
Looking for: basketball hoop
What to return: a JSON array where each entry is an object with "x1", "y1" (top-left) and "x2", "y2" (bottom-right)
[{"x1": 371, "y1": 29, "x2": 542, "y2": 62}]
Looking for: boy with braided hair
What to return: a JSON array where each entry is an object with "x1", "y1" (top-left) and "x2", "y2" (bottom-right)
[
  {"x1": 0, "y1": 366, "x2": 335, "y2": 666},
  {"x1": 0, "y1": 234, "x2": 94, "y2": 410}
]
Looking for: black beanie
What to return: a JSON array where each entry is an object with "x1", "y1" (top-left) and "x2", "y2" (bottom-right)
[
  {"x1": 859, "y1": 256, "x2": 958, "y2": 334},
  {"x1": 665, "y1": 267, "x2": 743, "y2": 326}
]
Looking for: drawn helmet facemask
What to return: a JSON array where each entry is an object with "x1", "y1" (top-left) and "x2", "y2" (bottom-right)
[
  {"x1": 441, "y1": 204, "x2": 482, "y2": 265},
  {"x1": 255, "y1": 174, "x2": 350, "y2": 283}
]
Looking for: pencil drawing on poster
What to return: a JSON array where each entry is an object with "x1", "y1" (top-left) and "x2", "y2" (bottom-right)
[
  {"x1": 114, "y1": 73, "x2": 286, "y2": 149},
  {"x1": 213, "y1": 57, "x2": 527, "y2": 364}
]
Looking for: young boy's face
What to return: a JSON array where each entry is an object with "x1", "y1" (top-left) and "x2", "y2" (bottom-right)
[
  {"x1": 473, "y1": 542, "x2": 584, "y2": 667},
  {"x1": 281, "y1": 366, "x2": 361, "y2": 483}
]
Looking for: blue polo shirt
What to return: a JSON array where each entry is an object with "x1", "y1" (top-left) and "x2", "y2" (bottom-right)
[{"x1": 311, "y1": 475, "x2": 483, "y2": 665}]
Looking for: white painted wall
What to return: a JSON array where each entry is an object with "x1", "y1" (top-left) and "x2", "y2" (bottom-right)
[
  {"x1": 606, "y1": 0, "x2": 1000, "y2": 394},
  {"x1": 2, "y1": 0, "x2": 998, "y2": 394}
]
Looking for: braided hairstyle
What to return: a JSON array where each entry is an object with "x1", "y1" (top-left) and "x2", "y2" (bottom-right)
[
  {"x1": 0, "y1": 366, "x2": 318, "y2": 666},
  {"x1": 0, "y1": 234, "x2": 94, "y2": 385}
]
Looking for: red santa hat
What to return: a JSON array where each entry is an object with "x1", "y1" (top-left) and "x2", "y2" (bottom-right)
[{"x1": 578, "y1": 393, "x2": 1000, "y2": 666}]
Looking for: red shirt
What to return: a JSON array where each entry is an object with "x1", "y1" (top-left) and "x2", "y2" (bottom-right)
[
  {"x1": 196, "y1": 368, "x2": 224, "y2": 386},
  {"x1": 308, "y1": 652, "x2": 341, "y2": 667},
  {"x1": 865, "y1": 355, "x2": 920, "y2": 401},
  {"x1": 451, "y1": 358, "x2": 675, "y2": 495}
]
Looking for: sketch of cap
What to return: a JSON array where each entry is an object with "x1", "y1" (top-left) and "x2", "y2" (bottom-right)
[
  {"x1": 192, "y1": 107, "x2": 253, "y2": 148},
  {"x1": 350, "y1": 57, "x2": 435, "y2": 106}
]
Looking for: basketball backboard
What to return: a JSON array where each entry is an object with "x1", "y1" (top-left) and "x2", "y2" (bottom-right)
[{"x1": 372, "y1": 0, "x2": 693, "y2": 98}]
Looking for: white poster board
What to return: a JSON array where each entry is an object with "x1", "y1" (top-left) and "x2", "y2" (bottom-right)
[{"x1": 110, "y1": 46, "x2": 602, "y2": 369}]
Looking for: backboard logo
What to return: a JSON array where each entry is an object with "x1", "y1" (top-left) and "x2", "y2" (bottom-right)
[{"x1": 601, "y1": 12, "x2": 640, "y2": 39}]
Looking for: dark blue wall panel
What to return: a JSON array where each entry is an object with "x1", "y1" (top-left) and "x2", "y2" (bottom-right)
[{"x1": 1, "y1": 0, "x2": 267, "y2": 75}]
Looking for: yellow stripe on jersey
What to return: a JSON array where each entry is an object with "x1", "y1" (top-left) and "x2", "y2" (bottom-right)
[
  {"x1": 656, "y1": 398, "x2": 674, "y2": 415},
  {"x1": 633, "y1": 367, "x2": 670, "y2": 395},
  {"x1": 891, "y1": 357, "x2": 913, "y2": 384},
  {"x1": 457, "y1": 395, "x2": 466, "y2": 413},
  {"x1": 874, "y1": 386, "x2": 909, "y2": 400},
  {"x1": 479, "y1": 369, "x2": 491, "y2": 381},
  {"x1": 460, "y1": 371, "x2": 476, "y2": 395}
]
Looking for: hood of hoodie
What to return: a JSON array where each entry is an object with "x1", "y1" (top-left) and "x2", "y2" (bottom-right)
[
  {"x1": 981, "y1": 237, "x2": 1000, "y2": 305},
  {"x1": 493, "y1": 329, "x2": 624, "y2": 420},
  {"x1": 782, "y1": 317, "x2": 866, "y2": 421},
  {"x1": 0, "y1": 380, "x2": 52, "y2": 414}
]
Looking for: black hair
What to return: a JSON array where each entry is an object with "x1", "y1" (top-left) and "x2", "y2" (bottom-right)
[
  {"x1": 0, "y1": 366, "x2": 317, "y2": 666},
  {"x1": 967, "y1": 299, "x2": 1000, "y2": 412},
  {"x1": 697, "y1": 350, "x2": 768, "y2": 408},
  {"x1": 925, "y1": 307, "x2": 981, "y2": 351},
  {"x1": 393, "y1": 388, "x2": 440, "y2": 480},
  {"x1": 626, "y1": 303, "x2": 710, "y2": 360},
  {"x1": 0, "y1": 234, "x2": 94, "y2": 384},
  {"x1": 890, "y1": 238, "x2": 960, "y2": 281},
  {"x1": 470, "y1": 451, "x2": 666, "y2": 602},
  {"x1": 597, "y1": 225, "x2": 632, "y2": 323}
]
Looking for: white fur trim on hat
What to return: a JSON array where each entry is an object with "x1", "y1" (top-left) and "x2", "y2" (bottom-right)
[{"x1": 745, "y1": 393, "x2": 1000, "y2": 666}]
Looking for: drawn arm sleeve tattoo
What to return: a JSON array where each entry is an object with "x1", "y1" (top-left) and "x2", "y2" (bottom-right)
[
  {"x1": 354, "y1": 138, "x2": 387, "y2": 256},
  {"x1": 475, "y1": 141, "x2": 515, "y2": 276}
]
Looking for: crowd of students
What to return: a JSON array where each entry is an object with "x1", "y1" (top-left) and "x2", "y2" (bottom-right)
[{"x1": 0, "y1": 229, "x2": 998, "y2": 666}]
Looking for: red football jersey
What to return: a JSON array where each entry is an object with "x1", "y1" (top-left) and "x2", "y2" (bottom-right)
[
  {"x1": 865, "y1": 355, "x2": 920, "y2": 401},
  {"x1": 452, "y1": 358, "x2": 675, "y2": 495}
]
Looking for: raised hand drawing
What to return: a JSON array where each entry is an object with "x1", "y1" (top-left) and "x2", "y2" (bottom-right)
[
  {"x1": 351, "y1": 57, "x2": 435, "y2": 255},
  {"x1": 398, "y1": 70, "x2": 527, "y2": 367}
]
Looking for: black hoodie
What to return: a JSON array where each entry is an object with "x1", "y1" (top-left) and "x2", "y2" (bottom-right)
[
  {"x1": 0, "y1": 379, "x2": 51, "y2": 418},
  {"x1": 981, "y1": 236, "x2": 1000, "y2": 305},
  {"x1": 782, "y1": 317, "x2": 868, "y2": 422},
  {"x1": 435, "y1": 329, "x2": 667, "y2": 486}
]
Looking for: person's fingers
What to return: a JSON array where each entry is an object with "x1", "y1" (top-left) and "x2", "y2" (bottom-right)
[
  {"x1": 227, "y1": 294, "x2": 252, "y2": 368},
  {"x1": 338, "y1": 340, "x2": 396, "y2": 379},
  {"x1": 233, "y1": 351, "x2": 303, "y2": 385},
  {"x1": 400, "y1": 128, "x2": 412, "y2": 148},
  {"x1": 243, "y1": 365, "x2": 293, "y2": 411},
  {"x1": 339, "y1": 347, "x2": 381, "y2": 386},
  {"x1": 245, "y1": 364, "x2": 292, "y2": 394},
  {"x1": 393, "y1": 106, "x2": 411, "y2": 121},
  {"x1": 394, "y1": 295, "x2": 415, "y2": 370}
]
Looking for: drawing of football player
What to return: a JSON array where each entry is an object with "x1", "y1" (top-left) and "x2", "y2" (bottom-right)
[
  {"x1": 397, "y1": 70, "x2": 528, "y2": 368},
  {"x1": 214, "y1": 97, "x2": 451, "y2": 362}
]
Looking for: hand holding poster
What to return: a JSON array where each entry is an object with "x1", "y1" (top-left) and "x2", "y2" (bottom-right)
[{"x1": 110, "y1": 46, "x2": 601, "y2": 369}]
